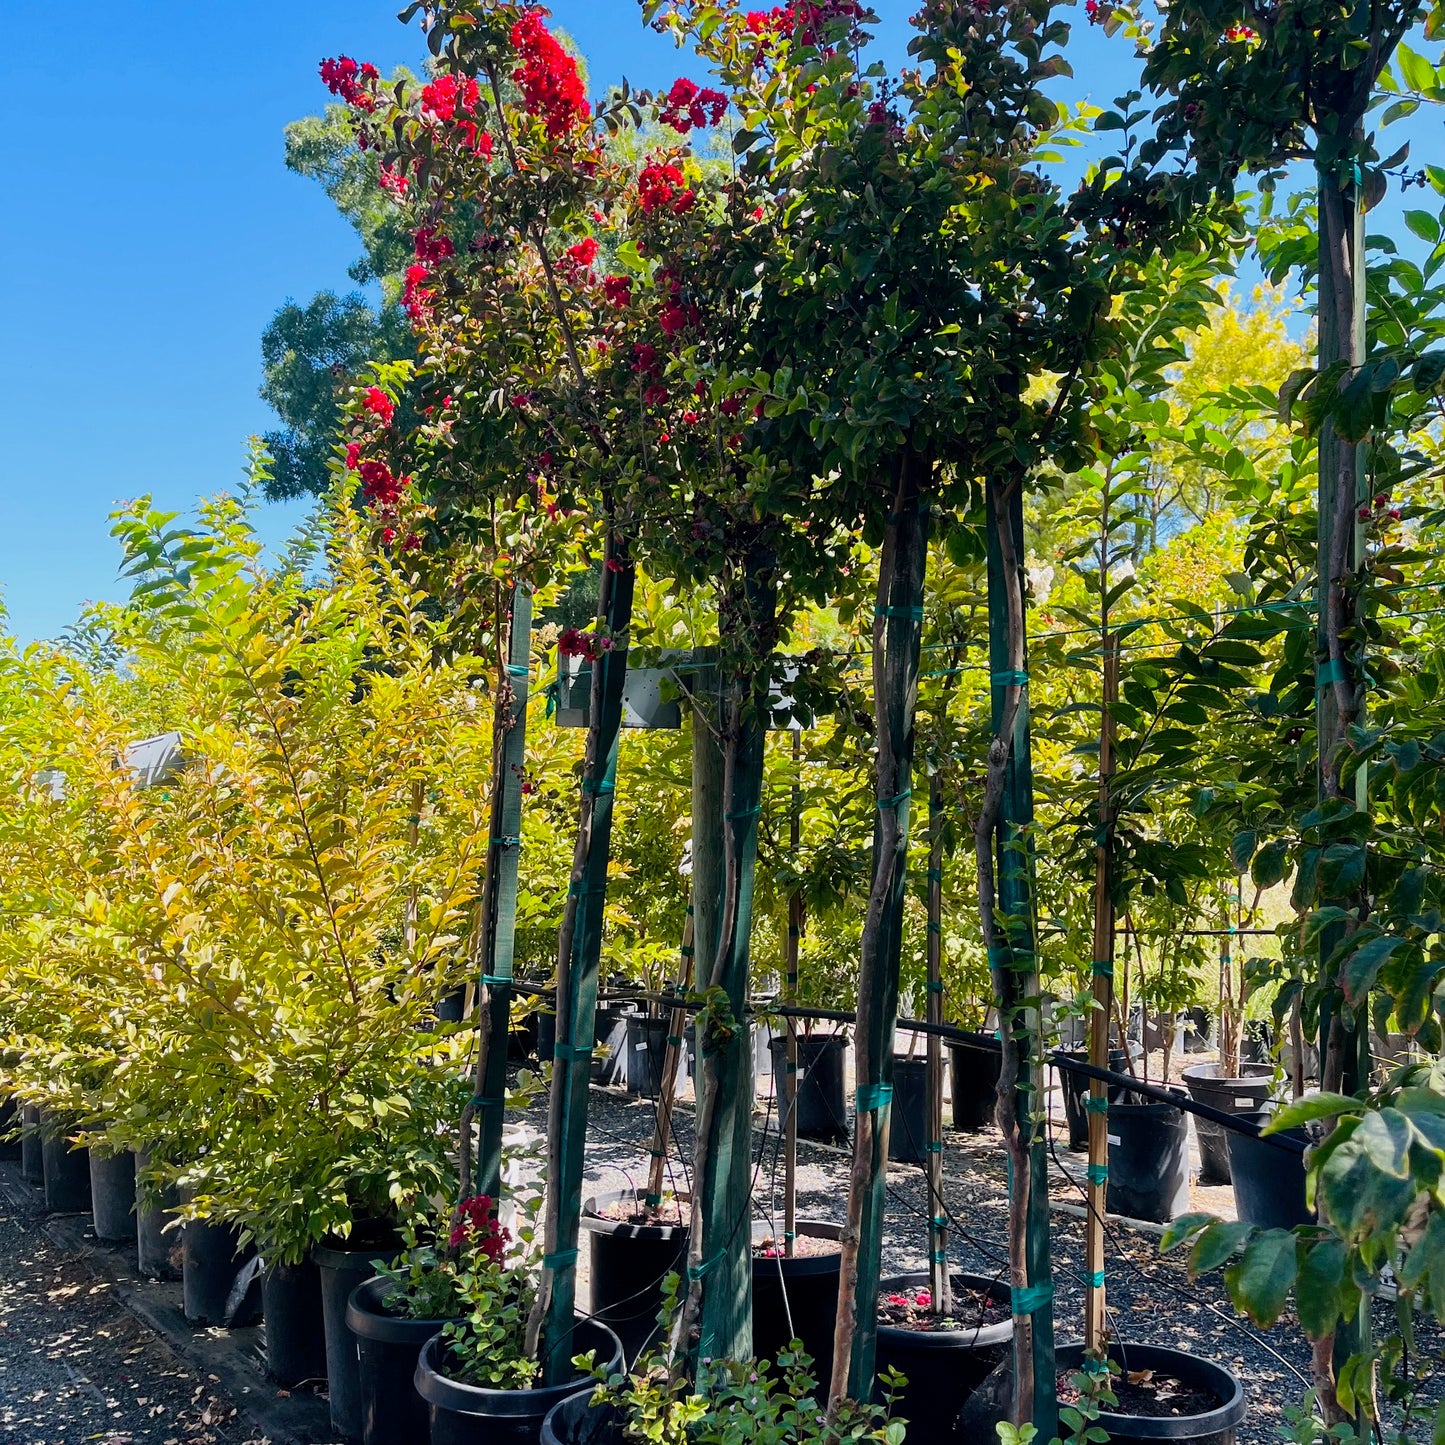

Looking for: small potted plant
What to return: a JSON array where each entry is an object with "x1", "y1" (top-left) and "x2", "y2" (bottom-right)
[{"x1": 413, "y1": 1191, "x2": 623, "y2": 1445}]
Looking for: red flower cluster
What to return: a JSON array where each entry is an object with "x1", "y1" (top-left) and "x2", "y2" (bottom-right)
[
  {"x1": 320, "y1": 56, "x2": 379, "y2": 109},
  {"x1": 414, "y1": 227, "x2": 455, "y2": 263},
  {"x1": 449, "y1": 1194, "x2": 510, "y2": 1263},
  {"x1": 421, "y1": 72, "x2": 480, "y2": 123},
  {"x1": 379, "y1": 164, "x2": 410, "y2": 197},
  {"x1": 603, "y1": 275, "x2": 632, "y2": 308},
  {"x1": 631, "y1": 343, "x2": 661, "y2": 377},
  {"x1": 511, "y1": 10, "x2": 590, "y2": 138},
  {"x1": 362, "y1": 387, "x2": 396, "y2": 425},
  {"x1": 558, "y1": 628, "x2": 615, "y2": 660},
  {"x1": 1223, "y1": 20, "x2": 1258, "y2": 38},
  {"x1": 745, "y1": 6, "x2": 793, "y2": 35},
  {"x1": 638, "y1": 161, "x2": 695, "y2": 215},
  {"x1": 403, "y1": 265, "x2": 434, "y2": 325},
  {"x1": 567, "y1": 237, "x2": 599, "y2": 267},
  {"x1": 359, "y1": 459, "x2": 406, "y2": 507},
  {"x1": 659, "y1": 77, "x2": 729, "y2": 133}
]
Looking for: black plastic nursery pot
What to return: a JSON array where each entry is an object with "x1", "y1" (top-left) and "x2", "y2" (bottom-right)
[
  {"x1": 1058, "y1": 1048, "x2": 1130, "y2": 1151},
  {"x1": 888, "y1": 1057, "x2": 929, "y2": 1164},
  {"x1": 1181, "y1": 1063, "x2": 1273, "y2": 1186},
  {"x1": 624, "y1": 1015, "x2": 670, "y2": 1097},
  {"x1": 263, "y1": 1258, "x2": 327, "y2": 1388},
  {"x1": 509, "y1": 1006, "x2": 540, "y2": 1064},
  {"x1": 769, "y1": 1033, "x2": 848, "y2": 1143},
  {"x1": 874, "y1": 1271, "x2": 1014, "y2": 1441},
  {"x1": 436, "y1": 985, "x2": 469, "y2": 1023},
  {"x1": 751, "y1": 1219, "x2": 842, "y2": 1390},
  {"x1": 0, "y1": 1097, "x2": 21, "y2": 1161},
  {"x1": 580, "y1": 1191, "x2": 688, "y2": 1364},
  {"x1": 1225, "y1": 1110, "x2": 1311, "y2": 1230},
  {"x1": 1107, "y1": 1100, "x2": 1191, "y2": 1224},
  {"x1": 183, "y1": 1216, "x2": 261, "y2": 1327},
  {"x1": 347, "y1": 1274, "x2": 463, "y2": 1445},
  {"x1": 538, "y1": 1009, "x2": 557, "y2": 1063},
  {"x1": 40, "y1": 1116, "x2": 91, "y2": 1214},
  {"x1": 948, "y1": 1034, "x2": 1002, "y2": 1133},
  {"x1": 593, "y1": 1006, "x2": 632, "y2": 1085},
  {"x1": 135, "y1": 1151, "x2": 182, "y2": 1279},
  {"x1": 89, "y1": 1149, "x2": 137, "y2": 1242},
  {"x1": 315, "y1": 1227, "x2": 402, "y2": 1441},
  {"x1": 414, "y1": 1318, "x2": 623, "y2": 1445},
  {"x1": 1055, "y1": 1341, "x2": 1246, "y2": 1445},
  {"x1": 20, "y1": 1105, "x2": 42, "y2": 1184},
  {"x1": 541, "y1": 1389, "x2": 622, "y2": 1445}
]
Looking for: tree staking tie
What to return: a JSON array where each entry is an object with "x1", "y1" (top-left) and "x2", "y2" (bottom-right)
[
  {"x1": 1088, "y1": 1270, "x2": 1106, "y2": 1289},
  {"x1": 469, "y1": 1095, "x2": 504, "y2": 1111},
  {"x1": 877, "y1": 788, "x2": 912, "y2": 812},
  {"x1": 992, "y1": 669, "x2": 1029, "y2": 686},
  {"x1": 1092, "y1": 959, "x2": 1114, "y2": 978},
  {"x1": 725, "y1": 803, "x2": 762, "y2": 820},
  {"x1": 856, "y1": 1083, "x2": 893, "y2": 1112},
  {"x1": 688, "y1": 1250, "x2": 725, "y2": 1282},
  {"x1": 925, "y1": 977, "x2": 945, "y2": 991},
  {"x1": 481, "y1": 974, "x2": 511, "y2": 989},
  {"x1": 1084, "y1": 1096, "x2": 1110, "y2": 1114},
  {"x1": 581, "y1": 777, "x2": 615, "y2": 795},
  {"x1": 1086, "y1": 1164, "x2": 1108, "y2": 1185},
  {"x1": 925, "y1": 868, "x2": 943, "y2": 882},
  {"x1": 491, "y1": 835, "x2": 521, "y2": 849},
  {"x1": 553, "y1": 1042, "x2": 594, "y2": 1060},
  {"x1": 543, "y1": 1248, "x2": 578, "y2": 1270},
  {"x1": 1317, "y1": 660, "x2": 1346, "y2": 684},
  {"x1": 1011, "y1": 1282, "x2": 1054, "y2": 1315},
  {"x1": 875, "y1": 605, "x2": 924, "y2": 620}
]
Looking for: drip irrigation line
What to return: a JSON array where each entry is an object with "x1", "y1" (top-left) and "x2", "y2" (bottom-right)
[{"x1": 1042, "y1": 1115, "x2": 1313, "y2": 1389}]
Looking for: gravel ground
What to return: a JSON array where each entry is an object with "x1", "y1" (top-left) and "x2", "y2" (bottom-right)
[{"x1": 0, "y1": 1176, "x2": 255, "y2": 1445}]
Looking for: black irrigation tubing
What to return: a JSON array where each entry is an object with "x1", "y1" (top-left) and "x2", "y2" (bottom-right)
[{"x1": 511, "y1": 983, "x2": 1308, "y2": 1155}]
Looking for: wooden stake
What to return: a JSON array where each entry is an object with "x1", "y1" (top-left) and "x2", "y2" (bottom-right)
[
  {"x1": 646, "y1": 905, "x2": 695, "y2": 1207},
  {"x1": 925, "y1": 770, "x2": 951, "y2": 1314},
  {"x1": 784, "y1": 729, "x2": 802, "y2": 1258}
]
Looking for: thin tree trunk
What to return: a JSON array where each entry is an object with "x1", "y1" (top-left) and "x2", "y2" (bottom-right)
[
  {"x1": 829, "y1": 450, "x2": 931, "y2": 1413},
  {"x1": 646, "y1": 907, "x2": 695, "y2": 1207},
  {"x1": 925, "y1": 771, "x2": 952, "y2": 1315}
]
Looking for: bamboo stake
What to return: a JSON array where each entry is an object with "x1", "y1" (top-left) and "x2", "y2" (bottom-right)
[
  {"x1": 784, "y1": 729, "x2": 802, "y2": 1258},
  {"x1": 925, "y1": 771, "x2": 951, "y2": 1314}
]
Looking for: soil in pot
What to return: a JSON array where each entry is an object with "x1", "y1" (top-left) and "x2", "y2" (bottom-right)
[
  {"x1": 751, "y1": 1220, "x2": 841, "y2": 1390},
  {"x1": 580, "y1": 1191, "x2": 688, "y2": 1364},
  {"x1": 183, "y1": 1216, "x2": 261, "y2": 1326},
  {"x1": 315, "y1": 1224, "x2": 402, "y2": 1440},
  {"x1": 889, "y1": 1056, "x2": 929, "y2": 1164},
  {"x1": 769, "y1": 1033, "x2": 848, "y2": 1143},
  {"x1": 874, "y1": 1271, "x2": 1013, "y2": 1442},
  {"x1": 1181, "y1": 1062, "x2": 1273, "y2": 1185},
  {"x1": 347, "y1": 1273, "x2": 463, "y2": 1445},
  {"x1": 135, "y1": 1151, "x2": 182, "y2": 1279},
  {"x1": 1107, "y1": 1100, "x2": 1191, "y2": 1224},
  {"x1": 89, "y1": 1149, "x2": 137, "y2": 1241},
  {"x1": 1057, "y1": 1048, "x2": 1130, "y2": 1151},
  {"x1": 263, "y1": 1258, "x2": 327, "y2": 1388},
  {"x1": 415, "y1": 1317, "x2": 623, "y2": 1445},
  {"x1": 1226, "y1": 1109, "x2": 1311, "y2": 1230},
  {"x1": 948, "y1": 1035, "x2": 1002, "y2": 1133},
  {"x1": 0, "y1": 1097, "x2": 21, "y2": 1162},
  {"x1": 40, "y1": 1118, "x2": 91, "y2": 1214},
  {"x1": 20, "y1": 1104, "x2": 42, "y2": 1185},
  {"x1": 1054, "y1": 1341, "x2": 1246, "y2": 1445}
]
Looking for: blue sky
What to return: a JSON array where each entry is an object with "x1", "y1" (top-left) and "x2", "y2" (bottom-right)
[{"x1": 7, "y1": 1, "x2": 1408, "y2": 644}]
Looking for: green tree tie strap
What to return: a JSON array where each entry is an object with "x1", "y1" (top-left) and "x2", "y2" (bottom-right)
[
  {"x1": 667, "y1": 1035, "x2": 683, "y2": 1048},
  {"x1": 991, "y1": 669, "x2": 1029, "y2": 686},
  {"x1": 926, "y1": 1141, "x2": 943, "y2": 1154},
  {"x1": 680, "y1": 944, "x2": 695, "y2": 956},
  {"x1": 1084, "y1": 1096, "x2": 1109, "y2": 1114},
  {"x1": 543, "y1": 1248, "x2": 578, "y2": 1269},
  {"x1": 1091, "y1": 959, "x2": 1114, "y2": 977},
  {"x1": 568, "y1": 881, "x2": 606, "y2": 896},
  {"x1": 1317, "y1": 660, "x2": 1346, "y2": 683},
  {"x1": 554, "y1": 1042, "x2": 594, "y2": 1060},
  {"x1": 875, "y1": 605, "x2": 924, "y2": 619},
  {"x1": 725, "y1": 803, "x2": 762, "y2": 820},
  {"x1": 688, "y1": 1250, "x2": 725, "y2": 1282},
  {"x1": 1089, "y1": 1270, "x2": 1105, "y2": 1288},
  {"x1": 926, "y1": 977, "x2": 944, "y2": 991},
  {"x1": 481, "y1": 974, "x2": 511, "y2": 989},
  {"x1": 469, "y1": 1095, "x2": 504, "y2": 1110},
  {"x1": 876, "y1": 789, "x2": 912, "y2": 811},
  {"x1": 926, "y1": 868, "x2": 943, "y2": 881},
  {"x1": 1011, "y1": 1283, "x2": 1054, "y2": 1315},
  {"x1": 491, "y1": 835, "x2": 521, "y2": 849},
  {"x1": 931, "y1": 1250, "x2": 948, "y2": 1263},
  {"x1": 856, "y1": 1084, "x2": 893, "y2": 1112},
  {"x1": 1086, "y1": 1164, "x2": 1108, "y2": 1185},
  {"x1": 581, "y1": 777, "x2": 615, "y2": 795},
  {"x1": 931, "y1": 1216, "x2": 948, "y2": 1229},
  {"x1": 506, "y1": 664, "x2": 529, "y2": 678},
  {"x1": 926, "y1": 922, "x2": 943, "y2": 935},
  {"x1": 1083, "y1": 1354, "x2": 1111, "y2": 1376}
]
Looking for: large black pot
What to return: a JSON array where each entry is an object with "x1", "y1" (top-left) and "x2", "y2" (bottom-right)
[
  {"x1": 948, "y1": 1035, "x2": 1001, "y2": 1132},
  {"x1": 624, "y1": 1016, "x2": 669, "y2": 1097},
  {"x1": 263, "y1": 1258, "x2": 327, "y2": 1387},
  {"x1": 1181, "y1": 1063, "x2": 1274, "y2": 1185},
  {"x1": 0, "y1": 1097, "x2": 21, "y2": 1161},
  {"x1": 1226, "y1": 1110, "x2": 1311, "y2": 1229},
  {"x1": 347, "y1": 1274, "x2": 462, "y2": 1445},
  {"x1": 580, "y1": 1191, "x2": 688, "y2": 1363},
  {"x1": 183, "y1": 1216, "x2": 260, "y2": 1326},
  {"x1": 1055, "y1": 1342, "x2": 1246, "y2": 1445},
  {"x1": 436, "y1": 985, "x2": 469, "y2": 1023},
  {"x1": 135, "y1": 1151, "x2": 182, "y2": 1279},
  {"x1": 752, "y1": 1219, "x2": 841, "y2": 1389},
  {"x1": 89, "y1": 1149, "x2": 137, "y2": 1241},
  {"x1": 1107, "y1": 1100, "x2": 1191, "y2": 1223},
  {"x1": 1057, "y1": 1049, "x2": 1130, "y2": 1150},
  {"x1": 415, "y1": 1318, "x2": 623, "y2": 1445},
  {"x1": 40, "y1": 1117, "x2": 91, "y2": 1214},
  {"x1": 769, "y1": 1033, "x2": 848, "y2": 1143},
  {"x1": 538, "y1": 1009, "x2": 557, "y2": 1063},
  {"x1": 509, "y1": 1005, "x2": 540, "y2": 1063},
  {"x1": 541, "y1": 1390, "x2": 622, "y2": 1445},
  {"x1": 875, "y1": 1271, "x2": 1013, "y2": 1441},
  {"x1": 20, "y1": 1104, "x2": 42, "y2": 1184},
  {"x1": 593, "y1": 1006, "x2": 632, "y2": 1085},
  {"x1": 888, "y1": 1057, "x2": 929, "y2": 1164},
  {"x1": 315, "y1": 1228, "x2": 401, "y2": 1440}
]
